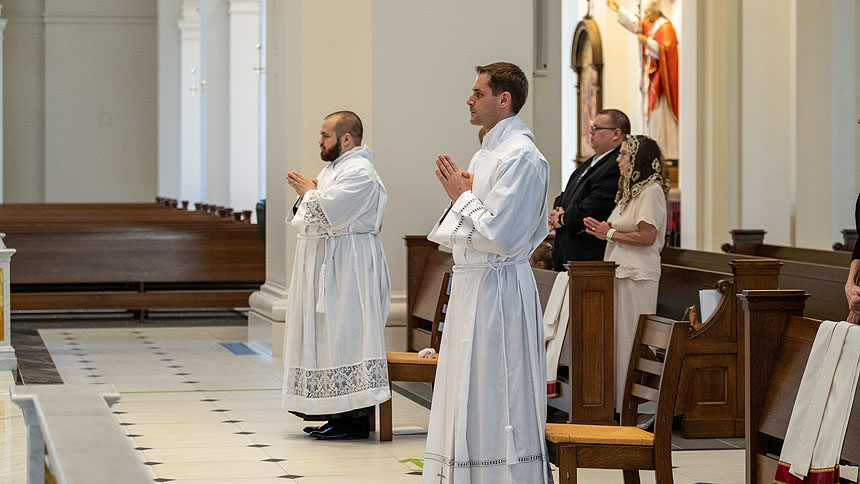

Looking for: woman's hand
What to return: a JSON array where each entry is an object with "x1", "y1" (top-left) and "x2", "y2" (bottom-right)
[{"x1": 583, "y1": 217, "x2": 613, "y2": 240}]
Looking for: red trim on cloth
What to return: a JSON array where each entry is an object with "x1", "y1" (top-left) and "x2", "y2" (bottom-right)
[
  {"x1": 547, "y1": 381, "x2": 558, "y2": 398},
  {"x1": 774, "y1": 462, "x2": 839, "y2": 484}
]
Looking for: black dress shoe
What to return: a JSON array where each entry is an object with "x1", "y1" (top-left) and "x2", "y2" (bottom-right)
[
  {"x1": 303, "y1": 421, "x2": 334, "y2": 434},
  {"x1": 309, "y1": 420, "x2": 369, "y2": 440}
]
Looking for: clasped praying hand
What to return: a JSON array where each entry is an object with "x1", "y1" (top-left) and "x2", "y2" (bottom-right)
[
  {"x1": 583, "y1": 216, "x2": 613, "y2": 240},
  {"x1": 287, "y1": 171, "x2": 318, "y2": 198},
  {"x1": 434, "y1": 154, "x2": 473, "y2": 202}
]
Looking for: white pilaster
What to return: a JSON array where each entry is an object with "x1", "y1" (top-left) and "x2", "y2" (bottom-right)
[
  {"x1": 0, "y1": 7, "x2": 6, "y2": 203},
  {"x1": 678, "y1": 0, "x2": 699, "y2": 249},
  {"x1": 199, "y1": 0, "x2": 230, "y2": 206},
  {"x1": 158, "y1": 0, "x2": 183, "y2": 199},
  {"x1": 178, "y1": 1, "x2": 202, "y2": 205},
  {"x1": 0, "y1": 235, "x2": 17, "y2": 372},
  {"x1": 247, "y1": 0, "x2": 287, "y2": 356},
  {"x1": 227, "y1": 0, "x2": 261, "y2": 216}
]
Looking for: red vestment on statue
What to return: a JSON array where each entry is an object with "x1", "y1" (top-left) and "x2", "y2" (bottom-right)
[{"x1": 641, "y1": 18, "x2": 679, "y2": 122}]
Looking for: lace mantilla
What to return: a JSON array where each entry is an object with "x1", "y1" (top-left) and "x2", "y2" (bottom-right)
[
  {"x1": 615, "y1": 134, "x2": 670, "y2": 211},
  {"x1": 302, "y1": 191, "x2": 329, "y2": 225},
  {"x1": 284, "y1": 358, "x2": 388, "y2": 399}
]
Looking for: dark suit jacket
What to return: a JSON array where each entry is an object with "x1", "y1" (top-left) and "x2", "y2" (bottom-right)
[{"x1": 552, "y1": 146, "x2": 621, "y2": 270}]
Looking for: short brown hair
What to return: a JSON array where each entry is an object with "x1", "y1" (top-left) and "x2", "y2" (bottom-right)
[
  {"x1": 325, "y1": 110, "x2": 363, "y2": 145},
  {"x1": 596, "y1": 108, "x2": 631, "y2": 135},
  {"x1": 475, "y1": 62, "x2": 529, "y2": 114}
]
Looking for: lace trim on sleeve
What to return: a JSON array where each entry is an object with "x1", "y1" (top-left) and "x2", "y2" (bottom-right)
[{"x1": 302, "y1": 191, "x2": 329, "y2": 225}]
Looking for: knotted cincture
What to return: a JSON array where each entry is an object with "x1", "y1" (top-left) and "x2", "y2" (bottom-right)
[{"x1": 506, "y1": 425, "x2": 518, "y2": 465}]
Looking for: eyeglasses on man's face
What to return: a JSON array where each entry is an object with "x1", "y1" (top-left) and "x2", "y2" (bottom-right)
[{"x1": 589, "y1": 125, "x2": 617, "y2": 133}]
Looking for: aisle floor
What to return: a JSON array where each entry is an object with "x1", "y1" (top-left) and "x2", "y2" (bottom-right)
[{"x1": 0, "y1": 324, "x2": 745, "y2": 483}]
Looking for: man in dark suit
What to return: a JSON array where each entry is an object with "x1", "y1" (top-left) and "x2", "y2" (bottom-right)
[{"x1": 549, "y1": 109, "x2": 630, "y2": 270}]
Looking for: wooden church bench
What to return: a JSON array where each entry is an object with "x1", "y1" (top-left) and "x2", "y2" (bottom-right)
[
  {"x1": 2, "y1": 203, "x2": 264, "y2": 312},
  {"x1": 656, "y1": 257, "x2": 780, "y2": 438},
  {"x1": 740, "y1": 289, "x2": 860, "y2": 484},
  {"x1": 721, "y1": 230, "x2": 850, "y2": 322}
]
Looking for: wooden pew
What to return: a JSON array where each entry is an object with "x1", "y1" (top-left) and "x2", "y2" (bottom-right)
[
  {"x1": 833, "y1": 228, "x2": 857, "y2": 252},
  {"x1": 404, "y1": 236, "x2": 617, "y2": 425},
  {"x1": 2, "y1": 202, "x2": 264, "y2": 311},
  {"x1": 740, "y1": 289, "x2": 860, "y2": 484},
  {"x1": 722, "y1": 230, "x2": 850, "y2": 322},
  {"x1": 723, "y1": 229, "x2": 851, "y2": 267},
  {"x1": 657, "y1": 256, "x2": 781, "y2": 438},
  {"x1": 546, "y1": 261, "x2": 617, "y2": 425}
]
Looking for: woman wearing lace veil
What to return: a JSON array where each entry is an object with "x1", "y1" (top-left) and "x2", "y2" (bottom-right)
[{"x1": 582, "y1": 134, "x2": 670, "y2": 425}]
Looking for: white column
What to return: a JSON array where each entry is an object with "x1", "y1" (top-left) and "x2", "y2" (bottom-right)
[
  {"x1": 227, "y1": 0, "x2": 260, "y2": 216},
  {"x1": 158, "y1": 0, "x2": 183, "y2": 199},
  {"x1": 178, "y1": 1, "x2": 202, "y2": 205},
  {"x1": 199, "y1": 0, "x2": 230, "y2": 206},
  {"x1": 0, "y1": 235, "x2": 17, "y2": 372},
  {"x1": 678, "y1": 0, "x2": 699, "y2": 249},
  {"x1": 247, "y1": 0, "x2": 287, "y2": 356},
  {"x1": 0, "y1": 7, "x2": 6, "y2": 203}
]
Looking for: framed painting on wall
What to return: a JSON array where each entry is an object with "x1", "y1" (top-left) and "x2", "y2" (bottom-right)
[{"x1": 572, "y1": 17, "x2": 603, "y2": 163}]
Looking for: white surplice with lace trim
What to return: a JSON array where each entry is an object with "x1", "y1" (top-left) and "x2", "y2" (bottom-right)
[
  {"x1": 281, "y1": 145, "x2": 391, "y2": 415},
  {"x1": 423, "y1": 115, "x2": 552, "y2": 484}
]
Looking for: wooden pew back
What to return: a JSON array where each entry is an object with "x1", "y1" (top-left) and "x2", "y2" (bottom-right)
[{"x1": 741, "y1": 290, "x2": 860, "y2": 484}]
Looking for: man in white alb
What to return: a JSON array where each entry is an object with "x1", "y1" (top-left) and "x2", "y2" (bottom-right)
[
  {"x1": 281, "y1": 111, "x2": 391, "y2": 440},
  {"x1": 423, "y1": 62, "x2": 552, "y2": 483}
]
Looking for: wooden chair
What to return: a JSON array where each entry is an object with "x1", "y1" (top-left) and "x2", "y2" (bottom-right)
[
  {"x1": 378, "y1": 272, "x2": 450, "y2": 441},
  {"x1": 545, "y1": 315, "x2": 691, "y2": 483}
]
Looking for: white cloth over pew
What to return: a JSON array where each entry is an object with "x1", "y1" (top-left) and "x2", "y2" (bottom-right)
[
  {"x1": 543, "y1": 271, "x2": 569, "y2": 396},
  {"x1": 777, "y1": 321, "x2": 860, "y2": 481}
]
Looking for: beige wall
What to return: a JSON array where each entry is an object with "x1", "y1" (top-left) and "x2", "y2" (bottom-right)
[
  {"x1": 43, "y1": 0, "x2": 157, "y2": 202},
  {"x1": 3, "y1": 0, "x2": 157, "y2": 203},
  {"x1": 368, "y1": 0, "x2": 533, "y2": 294},
  {"x1": 3, "y1": 0, "x2": 45, "y2": 202}
]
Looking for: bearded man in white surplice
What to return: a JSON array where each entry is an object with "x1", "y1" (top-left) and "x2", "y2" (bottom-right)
[
  {"x1": 423, "y1": 62, "x2": 552, "y2": 484},
  {"x1": 281, "y1": 111, "x2": 391, "y2": 441}
]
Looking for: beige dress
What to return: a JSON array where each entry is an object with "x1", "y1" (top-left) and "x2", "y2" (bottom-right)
[{"x1": 604, "y1": 182, "x2": 667, "y2": 410}]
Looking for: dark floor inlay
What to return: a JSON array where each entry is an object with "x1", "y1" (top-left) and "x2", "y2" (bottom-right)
[
  {"x1": 221, "y1": 420, "x2": 241, "y2": 424},
  {"x1": 142, "y1": 461, "x2": 162, "y2": 466},
  {"x1": 211, "y1": 409, "x2": 230, "y2": 412},
  {"x1": 175, "y1": 372, "x2": 190, "y2": 376},
  {"x1": 79, "y1": 359, "x2": 92, "y2": 364},
  {"x1": 235, "y1": 431, "x2": 254, "y2": 435},
  {"x1": 82, "y1": 367, "x2": 97, "y2": 370},
  {"x1": 119, "y1": 422, "x2": 135, "y2": 426},
  {"x1": 153, "y1": 479, "x2": 174, "y2": 483},
  {"x1": 279, "y1": 475, "x2": 304, "y2": 479},
  {"x1": 11, "y1": 326, "x2": 64, "y2": 384},
  {"x1": 248, "y1": 444, "x2": 269, "y2": 448},
  {"x1": 200, "y1": 398, "x2": 219, "y2": 402},
  {"x1": 133, "y1": 447, "x2": 151, "y2": 451},
  {"x1": 113, "y1": 411, "x2": 128, "y2": 415},
  {"x1": 168, "y1": 365, "x2": 182, "y2": 368},
  {"x1": 125, "y1": 434, "x2": 143, "y2": 438},
  {"x1": 182, "y1": 380, "x2": 199, "y2": 384},
  {"x1": 88, "y1": 374, "x2": 102, "y2": 378},
  {"x1": 263, "y1": 458, "x2": 285, "y2": 463}
]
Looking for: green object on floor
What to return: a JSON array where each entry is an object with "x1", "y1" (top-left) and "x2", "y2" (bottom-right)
[{"x1": 399, "y1": 458, "x2": 424, "y2": 474}]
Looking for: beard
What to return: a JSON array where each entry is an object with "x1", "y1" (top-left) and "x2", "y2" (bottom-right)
[{"x1": 320, "y1": 139, "x2": 342, "y2": 162}]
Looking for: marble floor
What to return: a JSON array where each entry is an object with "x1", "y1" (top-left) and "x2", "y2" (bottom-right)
[{"x1": 0, "y1": 317, "x2": 749, "y2": 483}]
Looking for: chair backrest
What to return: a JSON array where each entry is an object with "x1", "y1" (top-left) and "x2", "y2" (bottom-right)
[
  {"x1": 620, "y1": 315, "x2": 689, "y2": 443},
  {"x1": 429, "y1": 272, "x2": 452, "y2": 352}
]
